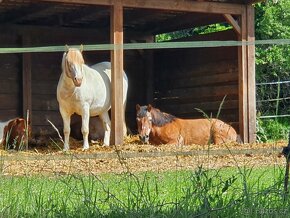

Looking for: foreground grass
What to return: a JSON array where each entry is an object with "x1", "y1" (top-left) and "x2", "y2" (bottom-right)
[{"x1": 0, "y1": 166, "x2": 289, "y2": 217}]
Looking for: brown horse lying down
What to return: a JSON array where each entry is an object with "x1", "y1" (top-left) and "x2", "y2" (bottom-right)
[
  {"x1": 136, "y1": 104, "x2": 238, "y2": 145},
  {"x1": 0, "y1": 118, "x2": 31, "y2": 150}
]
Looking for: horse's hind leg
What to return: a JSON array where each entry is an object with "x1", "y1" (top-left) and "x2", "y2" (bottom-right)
[{"x1": 100, "y1": 112, "x2": 111, "y2": 146}]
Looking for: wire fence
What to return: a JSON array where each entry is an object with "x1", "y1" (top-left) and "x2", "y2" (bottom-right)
[{"x1": 257, "y1": 80, "x2": 290, "y2": 119}]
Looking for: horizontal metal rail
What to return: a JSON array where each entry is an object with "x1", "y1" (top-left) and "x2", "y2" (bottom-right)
[
  {"x1": 257, "y1": 80, "x2": 290, "y2": 86},
  {"x1": 0, "y1": 39, "x2": 289, "y2": 54},
  {"x1": 259, "y1": 114, "x2": 290, "y2": 119},
  {"x1": 0, "y1": 147, "x2": 282, "y2": 162},
  {"x1": 257, "y1": 96, "x2": 290, "y2": 103}
]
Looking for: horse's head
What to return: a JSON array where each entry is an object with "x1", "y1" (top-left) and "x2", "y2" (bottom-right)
[
  {"x1": 62, "y1": 48, "x2": 85, "y2": 87},
  {"x1": 136, "y1": 104, "x2": 153, "y2": 144},
  {"x1": 3, "y1": 118, "x2": 31, "y2": 150}
]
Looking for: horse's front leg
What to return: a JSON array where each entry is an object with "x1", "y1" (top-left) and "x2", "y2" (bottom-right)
[
  {"x1": 81, "y1": 104, "x2": 90, "y2": 150},
  {"x1": 59, "y1": 107, "x2": 71, "y2": 151},
  {"x1": 100, "y1": 112, "x2": 111, "y2": 146}
]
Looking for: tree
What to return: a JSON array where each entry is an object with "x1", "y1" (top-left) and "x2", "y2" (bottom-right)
[{"x1": 255, "y1": 0, "x2": 290, "y2": 82}]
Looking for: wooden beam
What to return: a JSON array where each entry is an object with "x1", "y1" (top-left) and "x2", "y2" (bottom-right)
[
  {"x1": 22, "y1": 35, "x2": 32, "y2": 122},
  {"x1": 122, "y1": 0, "x2": 243, "y2": 14},
  {"x1": 246, "y1": 5, "x2": 256, "y2": 143},
  {"x1": 39, "y1": 0, "x2": 243, "y2": 15},
  {"x1": 247, "y1": 0, "x2": 265, "y2": 4},
  {"x1": 144, "y1": 36, "x2": 154, "y2": 104},
  {"x1": 110, "y1": 1, "x2": 124, "y2": 145},
  {"x1": 223, "y1": 14, "x2": 241, "y2": 35},
  {"x1": 238, "y1": 7, "x2": 248, "y2": 143},
  {"x1": 150, "y1": 14, "x2": 225, "y2": 35}
]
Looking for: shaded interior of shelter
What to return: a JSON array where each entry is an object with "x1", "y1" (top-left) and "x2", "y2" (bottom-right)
[{"x1": 0, "y1": 2, "x2": 239, "y2": 136}]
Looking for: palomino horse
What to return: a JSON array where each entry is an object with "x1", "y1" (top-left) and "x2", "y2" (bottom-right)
[
  {"x1": 136, "y1": 104, "x2": 237, "y2": 145},
  {"x1": 0, "y1": 118, "x2": 31, "y2": 150},
  {"x1": 57, "y1": 48, "x2": 128, "y2": 150}
]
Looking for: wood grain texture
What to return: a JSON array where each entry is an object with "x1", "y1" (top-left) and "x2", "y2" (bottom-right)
[{"x1": 110, "y1": 2, "x2": 124, "y2": 145}]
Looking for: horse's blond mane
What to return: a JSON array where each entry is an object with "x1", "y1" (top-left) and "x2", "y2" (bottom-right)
[
  {"x1": 62, "y1": 48, "x2": 85, "y2": 78},
  {"x1": 65, "y1": 48, "x2": 84, "y2": 66}
]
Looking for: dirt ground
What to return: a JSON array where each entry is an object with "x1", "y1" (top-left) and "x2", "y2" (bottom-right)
[{"x1": 0, "y1": 135, "x2": 287, "y2": 176}]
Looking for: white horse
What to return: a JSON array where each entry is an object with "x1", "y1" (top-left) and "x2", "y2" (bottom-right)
[
  {"x1": 57, "y1": 48, "x2": 128, "y2": 150},
  {"x1": 0, "y1": 120, "x2": 9, "y2": 144}
]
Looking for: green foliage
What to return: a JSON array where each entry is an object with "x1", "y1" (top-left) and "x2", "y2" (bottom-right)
[
  {"x1": 156, "y1": 23, "x2": 232, "y2": 42},
  {"x1": 255, "y1": 0, "x2": 290, "y2": 141},
  {"x1": 256, "y1": 117, "x2": 289, "y2": 142},
  {"x1": 255, "y1": 0, "x2": 290, "y2": 82}
]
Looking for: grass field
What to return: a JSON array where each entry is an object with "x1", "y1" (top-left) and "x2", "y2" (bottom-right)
[{"x1": 0, "y1": 164, "x2": 289, "y2": 217}]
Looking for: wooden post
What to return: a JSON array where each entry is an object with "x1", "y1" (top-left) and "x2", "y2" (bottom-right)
[
  {"x1": 22, "y1": 35, "x2": 32, "y2": 122},
  {"x1": 145, "y1": 36, "x2": 154, "y2": 104},
  {"x1": 246, "y1": 5, "x2": 256, "y2": 143},
  {"x1": 238, "y1": 7, "x2": 249, "y2": 143},
  {"x1": 110, "y1": 1, "x2": 124, "y2": 145}
]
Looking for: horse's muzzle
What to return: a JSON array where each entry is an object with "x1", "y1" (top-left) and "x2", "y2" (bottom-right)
[
  {"x1": 73, "y1": 77, "x2": 82, "y2": 87},
  {"x1": 139, "y1": 135, "x2": 149, "y2": 144}
]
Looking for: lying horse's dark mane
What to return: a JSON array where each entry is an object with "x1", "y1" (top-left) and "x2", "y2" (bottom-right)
[{"x1": 137, "y1": 105, "x2": 176, "y2": 127}]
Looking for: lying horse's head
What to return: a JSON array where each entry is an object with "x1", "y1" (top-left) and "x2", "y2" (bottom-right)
[
  {"x1": 136, "y1": 104, "x2": 153, "y2": 143},
  {"x1": 62, "y1": 48, "x2": 85, "y2": 87},
  {"x1": 136, "y1": 104, "x2": 176, "y2": 144}
]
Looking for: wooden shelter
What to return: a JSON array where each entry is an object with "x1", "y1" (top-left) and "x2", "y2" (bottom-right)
[{"x1": 0, "y1": 0, "x2": 260, "y2": 145}]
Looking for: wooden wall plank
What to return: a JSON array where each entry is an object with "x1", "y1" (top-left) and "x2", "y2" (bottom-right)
[
  {"x1": 161, "y1": 100, "x2": 239, "y2": 114},
  {"x1": 31, "y1": 94, "x2": 59, "y2": 111},
  {"x1": 0, "y1": 33, "x2": 22, "y2": 121},
  {"x1": 156, "y1": 85, "x2": 238, "y2": 100},
  {"x1": 110, "y1": 2, "x2": 124, "y2": 145},
  {"x1": 158, "y1": 72, "x2": 238, "y2": 90},
  {"x1": 0, "y1": 94, "x2": 19, "y2": 110},
  {"x1": 0, "y1": 110, "x2": 20, "y2": 121}
]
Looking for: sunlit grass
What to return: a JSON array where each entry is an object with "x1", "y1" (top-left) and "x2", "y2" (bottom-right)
[{"x1": 0, "y1": 166, "x2": 289, "y2": 217}]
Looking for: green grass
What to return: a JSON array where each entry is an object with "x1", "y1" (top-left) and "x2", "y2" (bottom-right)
[
  {"x1": 0, "y1": 165, "x2": 289, "y2": 217},
  {"x1": 257, "y1": 117, "x2": 290, "y2": 142}
]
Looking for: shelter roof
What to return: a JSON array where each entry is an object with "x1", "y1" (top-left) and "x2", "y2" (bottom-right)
[{"x1": 0, "y1": 0, "x2": 261, "y2": 35}]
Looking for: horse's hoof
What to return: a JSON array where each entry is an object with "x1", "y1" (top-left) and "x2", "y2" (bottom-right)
[
  {"x1": 82, "y1": 147, "x2": 89, "y2": 151},
  {"x1": 103, "y1": 143, "x2": 110, "y2": 147}
]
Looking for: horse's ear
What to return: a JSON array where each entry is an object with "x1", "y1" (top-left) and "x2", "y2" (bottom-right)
[
  {"x1": 147, "y1": 104, "x2": 152, "y2": 112},
  {"x1": 80, "y1": 44, "x2": 84, "y2": 53},
  {"x1": 65, "y1": 44, "x2": 69, "y2": 52},
  {"x1": 136, "y1": 104, "x2": 141, "y2": 111}
]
